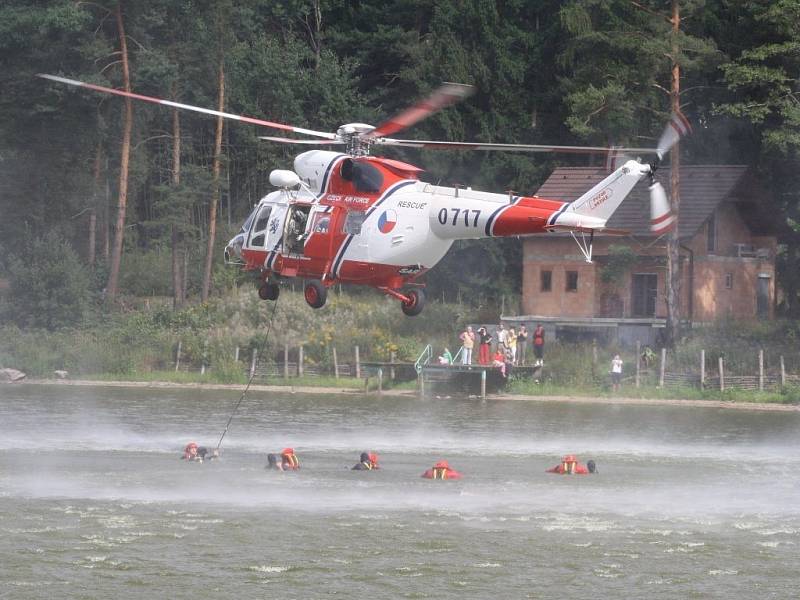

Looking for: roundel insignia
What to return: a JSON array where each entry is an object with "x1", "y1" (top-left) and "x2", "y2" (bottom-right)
[{"x1": 378, "y1": 209, "x2": 397, "y2": 234}]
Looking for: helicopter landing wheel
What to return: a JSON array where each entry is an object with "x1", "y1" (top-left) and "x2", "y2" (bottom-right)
[
  {"x1": 304, "y1": 280, "x2": 327, "y2": 309},
  {"x1": 400, "y1": 288, "x2": 425, "y2": 317},
  {"x1": 258, "y1": 281, "x2": 280, "y2": 301}
]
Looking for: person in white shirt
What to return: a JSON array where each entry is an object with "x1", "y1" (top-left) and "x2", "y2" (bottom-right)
[{"x1": 611, "y1": 354, "x2": 623, "y2": 392}]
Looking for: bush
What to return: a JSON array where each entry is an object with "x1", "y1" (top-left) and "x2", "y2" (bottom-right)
[{"x1": 3, "y1": 232, "x2": 91, "y2": 329}]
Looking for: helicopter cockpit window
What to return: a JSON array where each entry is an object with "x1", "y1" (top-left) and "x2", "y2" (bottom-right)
[
  {"x1": 340, "y1": 159, "x2": 383, "y2": 193},
  {"x1": 343, "y1": 211, "x2": 366, "y2": 235},
  {"x1": 248, "y1": 205, "x2": 272, "y2": 247},
  {"x1": 240, "y1": 206, "x2": 258, "y2": 234}
]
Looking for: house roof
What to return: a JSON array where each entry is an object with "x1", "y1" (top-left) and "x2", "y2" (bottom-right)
[{"x1": 534, "y1": 165, "x2": 756, "y2": 238}]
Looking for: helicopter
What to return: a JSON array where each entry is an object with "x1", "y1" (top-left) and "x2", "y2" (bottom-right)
[{"x1": 39, "y1": 75, "x2": 689, "y2": 315}]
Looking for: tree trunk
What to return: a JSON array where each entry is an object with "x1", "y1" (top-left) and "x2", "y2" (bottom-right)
[
  {"x1": 664, "y1": 0, "x2": 681, "y2": 347},
  {"x1": 106, "y1": 2, "x2": 133, "y2": 300},
  {"x1": 171, "y1": 105, "x2": 184, "y2": 309},
  {"x1": 89, "y1": 136, "x2": 102, "y2": 269},
  {"x1": 201, "y1": 58, "x2": 225, "y2": 302}
]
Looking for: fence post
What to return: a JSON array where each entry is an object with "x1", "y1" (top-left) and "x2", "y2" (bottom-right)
[
  {"x1": 659, "y1": 347, "x2": 666, "y2": 388},
  {"x1": 333, "y1": 347, "x2": 339, "y2": 379},
  {"x1": 481, "y1": 368, "x2": 487, "y2": 400},
  {"x1": 175, "y1": 340, "x2": 182, "y2": 372},
  {"x1": 355, "y1": 345, "x2": 361, "y2": 379},
  {"x1": 780, "y1": 356, "x2": 786, "y2": 388},
  {"x1": 249, "y1": 349, "x2": 257, "y2": 379},
  {"x1": 377, "y1": 367, "x2": 383, "y2": 396},
  {"x1": 299, "y1": 345, "x2": 304, "y2": 378},
  {"x1": 284, "y1": 343, "x2": 289, "y2": 380},
  {"x1": 364, "y1": 375, "x2": 370, "y2": 394},
  {"x1": 201, "y1": 340, "x2": 208, "y2": 375},
  {"x1": 719, "y1": 357, "x2": 725, "y2": 392},
  {"x1": 758, "y1": 349, "x2": 764, "y2": 392},
  {"x1": 700, "y1": 349, "x2": 705, "y2": 389},
  {"x1": 418, "y1": 370, "x2": 424, "y2": 399},
  {"x1": 635, "y1": 340, "x2": 641, "y2": 388},
  {"x1": 234, "y1": 346, "x2": 240, "y2": 362},
  {"x1": 390, "y1": 351, "x2": 396, "y2": 380}
]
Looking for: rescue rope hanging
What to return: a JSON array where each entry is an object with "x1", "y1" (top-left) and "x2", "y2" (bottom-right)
[{"x1": 215, "y1": 296, "x2": 280, "y2": 451}]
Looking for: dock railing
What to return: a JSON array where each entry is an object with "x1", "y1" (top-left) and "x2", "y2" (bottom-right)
[{"x1": 414, "y1": 344, "x2": 433, "y2": 374}]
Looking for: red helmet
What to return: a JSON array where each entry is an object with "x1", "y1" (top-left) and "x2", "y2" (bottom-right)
[
  {"x1": 434, "y1": 460, "x2": 449, "y2": 469},
  {"x1": 185, "y1": 442, "x2": 197, "y2": 450},
  {"x1": 281, "y1": 447, "x2": 294, "y2": 455}
]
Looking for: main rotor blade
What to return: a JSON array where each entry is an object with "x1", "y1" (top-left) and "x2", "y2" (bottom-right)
[
  {"x1": 37, "y1": 73, "x2": 338, "y2": 140},
  {"x1": 375, "y1": 137, "x2": 658, "y2": 155},
  {"x1": 260, "y1": 136, "x2": 345, "y2": 145},
  {"x1": 363, "y1": 82, "x2": 474, "y2": 139}
]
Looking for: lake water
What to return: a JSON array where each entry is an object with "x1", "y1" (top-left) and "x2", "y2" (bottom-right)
[{"x1": 1, "y1": 385, "x2": 799, "y2": 598}]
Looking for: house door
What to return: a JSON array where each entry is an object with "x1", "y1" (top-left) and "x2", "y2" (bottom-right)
[
  {"x1": 756, "y1": 274, "x2": 770, "y2": 318},
  {"x1": 631, "y1": 273, "x2": 658, "y2": 317}
]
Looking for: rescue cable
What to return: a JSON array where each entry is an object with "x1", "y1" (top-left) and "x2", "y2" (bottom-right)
[{"x1": 215, "y1": 295, "x2": 280, "y2": 451}]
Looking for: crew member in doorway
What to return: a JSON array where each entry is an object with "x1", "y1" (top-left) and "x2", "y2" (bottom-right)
[
  {"x1": 546, "y1": 455, "x2": 591, "y2": 475},
  {"x1": 352, "y1": 452, "x2": 380, "y2": 470},
  {"x1": 266, "y1": 453, "x2": 284, "y2": 470},
  {"x1": 421, "y1": 460, "x2": 462, "y2": 480},
  {"x1": 281, "y1": 447, "x2": 300, "y2": 470}
]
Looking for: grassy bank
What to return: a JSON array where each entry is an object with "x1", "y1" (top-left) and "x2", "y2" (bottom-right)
[{"x1": 2, "y1": 287, "x2": 799, "y2": 404}]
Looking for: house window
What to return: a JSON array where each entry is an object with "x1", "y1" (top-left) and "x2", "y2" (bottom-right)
[
  {"x1": 707, "y1": 213, "x2": 717, "y2": 253},
  {"x1": 566, "y1": 270, "x2": 578, "y2": 292},
  {"x1": 540, "y1": 270, "x2": 552, "y2": 292},
  {"x1": 725, "y1": 272, "x2": 733, "y2": 289}
]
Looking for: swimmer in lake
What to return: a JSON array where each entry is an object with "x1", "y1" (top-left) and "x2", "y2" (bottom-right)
[
  {"x1": 182, "y1": 442, "x2": 198, "y2": 460},
  {"x1": 421, "y1": 460, "x2": 462, "y2": 480},
  {"x1": 266, "y1": 453, "x2": 284, "y2": 471},
  {"x1": 195, "y1": 447, "x2": 219, "y2": 463},
  {"x1": 352, "y1": 452, "x2": 380, "y2": 470},
  {"x1": 546, "y1": 454, "x2": 591, "y2": 475},
  {"x1": 281, "y1": 447, "x2": 300, "y2": 470}
]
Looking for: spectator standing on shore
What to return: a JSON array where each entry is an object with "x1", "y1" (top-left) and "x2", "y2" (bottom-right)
[
  {"x1": 506, "y1": 327, "x2": 517, "y2": 365},
  {"x1": 497, "y1": 324, "x2": 508, "y2": 354},
  {"x1": 517, "y1": 325, "x2": 528, "y2": 365},
  {"x1": 611, "y1": 354, "x2": 623, "y2": 392},
  {"x1": 533, "y1": 323, "x2": 545, "y2": 367},
  {"x1": 459, "y1": 326, "x2": 475, "y2": 365},
  {"x1": 477, "y1": 326, "x2": 492, "y2": 365}
]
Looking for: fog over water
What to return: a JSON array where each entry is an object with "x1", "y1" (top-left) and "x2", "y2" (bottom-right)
[{"x1": 1, "y1": 385, "x2": 799, "y2": 598}]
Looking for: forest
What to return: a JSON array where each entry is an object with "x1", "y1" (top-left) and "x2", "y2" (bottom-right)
[{"x1": 1, "y1": 0, "x2": 799, "y2": 331}]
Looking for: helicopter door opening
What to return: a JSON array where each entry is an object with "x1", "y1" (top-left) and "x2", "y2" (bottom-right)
[
  {"x1": 284, "y1": 204, "x2": 312, "y2": 255},
  {"x1": 246, "y1": 205, "x2": 273, "y2": 248}
]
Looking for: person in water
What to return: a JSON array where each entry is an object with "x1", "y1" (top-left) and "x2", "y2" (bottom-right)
[
  {"x1": 546, "y1": 454, "x2": 592, "y2": 475},
  {"x1": 281, "y1": 447, "x2": 300, "y2": 470},
  {"x1": 182, "y1": 442, "x2": 198, "y2": 460},
  {"x1": 352, "y1": 452, "x2": 380, "y2": 470},
  {"x1": 266, "y1": 453, "x2": 284, "y2": 471},
  {"x1": 195, "y1": 447, "x2": 219, "y2": 462},
  {"x1": 421, "y1": 459, "x2": 462, "y2": 480}
]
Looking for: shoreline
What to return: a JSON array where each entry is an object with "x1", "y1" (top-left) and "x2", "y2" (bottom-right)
[{"x1": 7, "y1": 378, "x2": 799, "y2": 412}]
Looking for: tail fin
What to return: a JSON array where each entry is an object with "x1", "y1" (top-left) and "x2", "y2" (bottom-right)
[{"x1": 567, "y1": 160, "x2": 649, "y2": 222}]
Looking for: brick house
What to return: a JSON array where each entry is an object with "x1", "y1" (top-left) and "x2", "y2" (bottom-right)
[{"x1": 515, "y1": 166, "x2": 781, "y2": 342}]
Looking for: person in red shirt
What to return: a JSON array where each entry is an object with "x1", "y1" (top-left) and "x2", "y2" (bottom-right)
[
  {"x1": 421, "y1": 459, "x2": 462, "y2": 480},
  {"x1": 546, "y1": 454, "x2": 591, "y2": 475}
]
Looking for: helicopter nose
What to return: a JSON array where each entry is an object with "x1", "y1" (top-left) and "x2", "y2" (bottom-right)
[{"x1": 225, "y1": 233, "x2": 244, "y2": 262}]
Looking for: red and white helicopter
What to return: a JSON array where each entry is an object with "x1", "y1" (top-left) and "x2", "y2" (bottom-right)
[{"x1": 39, "y1": 75, "x2": 689, "y2": 315}]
